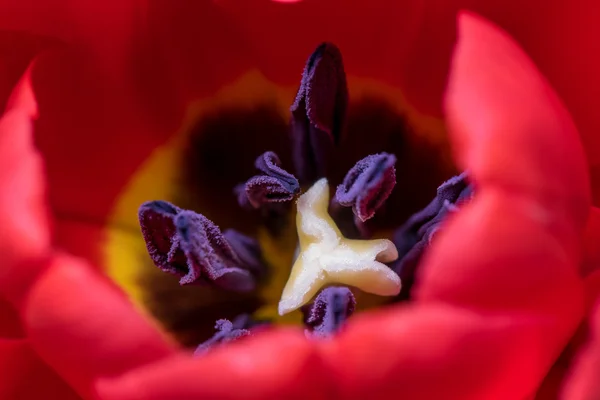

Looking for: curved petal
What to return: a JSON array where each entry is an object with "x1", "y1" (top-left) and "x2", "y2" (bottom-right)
[
  {"x1": 0, "y1": 63, "x2": 51, "y2": 305},
  {"x1": 215, "y1": 0, "x2": 434, "y2": 98},
  {"x1": 581, "y1": 206, "x2": 600, "y2": 277},
  {"x1": 0, "y1": 1, "x2": 167, "y2": 267},
  {"x1": 0, "y1": 338, "x2": 79, "y2": 399},
  {"x1": 562, "y1": 296, "x2": 600, "y2": 400},
  {"x1": 0, "y1": 0, "x2": 139, "y2": 46},
  {"x1": 423, "y1": 6, "x2": 591, "y2": 304},
  {"x1": 405, "y1": 0, "x2": 600, "y2": 168},
  {"x1": 0, "y1": 63, "x2": 83, "y2": 399},
  {"x1": 0, "y1": 1, "x2": 258, "y2": 270},
  {"x1": 457, "y1": 1, "x2": 600, "y2": 202},
  {"x1": 216, "y1": 0, "x2": 600, "y2": 172},
  {"x1": 561, "y1": 209, "x2": 600, "y2": 399},
  {"x1": 0, "y1": 66, "x2": 176, "y2": 397},
  {"x1": 6, "y1": 0, "x2": 596, "y2": 152},
  {"x1": 0, "y1": 32, "x2": 53, "y2": 113},
  {"x1": 93, "y1": 13, "x2": 589, "y2": 400},
  {"x1": 21, "y1": 254, "x2": 177, "y2": 398},
  {"x1": 0, "y1": 298, "x2": 23, "y2": 339},
  {"x1": 3, "y1": 0, "x2": 597, "y2": 279}
]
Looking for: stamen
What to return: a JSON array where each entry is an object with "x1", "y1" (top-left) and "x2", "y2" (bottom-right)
[
  {"x1": 193, "y1": 314, "x2": 260, "y2": 356},
  {"x1": 302, "y1": 287, "x2": 355, "y2": 338},
  {"x1": 290, "y1": 42, "x2": 349, "y2": 183},
  {"x1": 223, "y1": 229, "x2": 264, "y2": 278},
  {"x1": 235, "y1": 151, "x2": 299, "y2": 209},
  {"x1": 392, "y1": 172, "x2": 473, "y2": 296},
  {"x1": 138, "y1": 201, "x2": 263, "y2": 292},
  {"x1": 335, "y1": 152, "x2": 397, "y2": 222}
]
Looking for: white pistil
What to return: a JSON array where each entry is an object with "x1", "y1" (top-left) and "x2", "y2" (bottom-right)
[{"x1": 278, "y1": 178, "x2": 401, "y2": 316}]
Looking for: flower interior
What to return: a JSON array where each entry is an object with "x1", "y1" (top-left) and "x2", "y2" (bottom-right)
[{"x1": 136, "y1": 42, "x2": 473, "y2": 352}]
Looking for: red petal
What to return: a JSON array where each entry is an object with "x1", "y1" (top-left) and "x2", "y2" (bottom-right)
[
  {"x1": 0, "y1": 32, "x2": 52, "y2": 113},
  {"x1": 561, "y1": 246, "x2": 600, "y2": 399},
  {"x1": 0, "y1": 3, "x2": 171, "y2": 259},
  {"x1": 0, "y1": 339, "x2": 80, "y2": 399},
  {"x1": 0, "y1": 297, "x2": 24, "y2": 339},
  {"x1": 20, "y1": 253, "x2": 177, "y2": 398},
  {"x1": 0, "y1": 62, "x2": 79, "y2": 399},
  {"x1": 0, "y1": 63, "x2": 51, "y2": 305},
  {"x1": 582, "y1": 207, "x2": 600, "y2": 277},
  {"x1": 422, "y1": 8, "x2": 590, "y2": 306},
  {"x1": 215, "y1": 0, "x2": 600, "y2": 162},
  {"x1": 3, "y1": 0, "x2": 597, "y2": 269},
  {"x1": 336, "y1": 10, "x2": 588, "y2": 397},
  {"x1": 561, "y1": 297, "x2": 600, "y2": 400},
  {"x1": 215, "y1": 0, "x2": 439, "y2": 101},
  {"x1": 408, "y1": 0, "x2": 600, "y2": 168},
  {"x1": 7, "y1": 1, "x2": 255, "y2": 266},
  {"x1": 29, "y1": 47, "x2": 177, "y2": 267},
  {"x1": 94, "y1": 13, "x2": 589, "y2": 400},
  {"x1": 0, "y1": 0, "x2": 141, "y2": 65},
  {"x1": 95, "y1": 306, "x2": 548, "y2": 400},
  {"x1": 96, "y1": 330, "x2": 329, "y2": 400}
]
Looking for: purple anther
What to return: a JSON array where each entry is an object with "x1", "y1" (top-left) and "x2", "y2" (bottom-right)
[
  {"x1": 237, "y1": 151, "x2": 299, "y2": 209},
  {"x1": 335, "y1": 153, "x2": 397, "y2": 222},
  {"x1": 139, "y1": 201, "x2": 264, "y2": 292},
  {"x1": 392, "y1": 172, "x2": 473, "y2": 297},
  {"x1": 290, "y1": 42, "x2": 349, "y2": 183},
  {"x1": 302, "y1": 287, "x2": 356, "y2": 338}
]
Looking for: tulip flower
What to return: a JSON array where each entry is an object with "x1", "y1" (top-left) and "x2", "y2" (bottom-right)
[{"x1": 1, "y1": 1, "x2": 600, "y2": 399}]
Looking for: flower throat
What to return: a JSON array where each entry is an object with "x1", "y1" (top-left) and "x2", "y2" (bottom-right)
[{"x1": 136, "y1": 42, "x2": 470, "y2": 351}]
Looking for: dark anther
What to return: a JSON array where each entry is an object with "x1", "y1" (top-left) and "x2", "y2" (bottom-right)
[
  {"x1": 235, "y1": 151, "x2": 299, "y2": 209},
  {"x1": 335, "y1": 152, "x2": 397, "y2": 222},
  {"x1": 139, "y1": 201, "x2": 265, "y2": 292},
  {"x1": 223, "y1": 229, "x2": 264, "y2": 278},
  {"x1": 290, "y1": 42, "x2": 349, "y2": 184},
  {"x1": 302, "y1": 287, "x2": 356, "y2": 338},
  {"x1": 194, "y1": 314, "x2": 270, "y2": 356},
  {"x1": 391, "y1": 172, "x2": 473, "y2": 298}
]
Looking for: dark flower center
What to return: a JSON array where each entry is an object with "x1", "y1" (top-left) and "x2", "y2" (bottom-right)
[{"x1": 135, "y1": 42, "x2": 470, "y2": 351}]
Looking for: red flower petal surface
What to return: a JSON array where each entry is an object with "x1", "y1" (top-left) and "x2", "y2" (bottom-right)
[
  {"x1": 0, "y1": 63, "x2": 81, "y2": 400},
  {"x1": 2, "y1": 0, "x2": 599, "y2": 271},
  {"x1": 0, "y1": 3, "x2": 594, "y2": 399},
  {"x1": 559, "y1": 208, "x2": 600, "y2": 399},
  {"x1": 581, "y1": 207, "x2": 600, "y2": 277},
  {"x1": 0, "y1": 63, "x2": 51, "y2": 305},
  {"x1": 0, "y1": 339, "x2": 80, "y2": 399},
  {"x1": 562, "y1": 298, "x2": 600, "y2": 400},
  {"x1": 93, "y1": 13, "x2": 590, "y2": 400},
  {"x1": 216, "y1": 0, "x2": 600, "y2": 168},
  {"x1": 0, "y1": 64, "x2": 176, "y2": 398},
  {"x1": 21, "y1": 254, "x2": 178, "y2": 398},
  {"x1": 0, "y1": 0, "x2": 256, "y2": 267},
  {"x1": 0, "y1": 297, "x2": 23, "y2": 339},
  {"x1": 527, "y1": 207, "x2": 600, "y2": 398}
]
